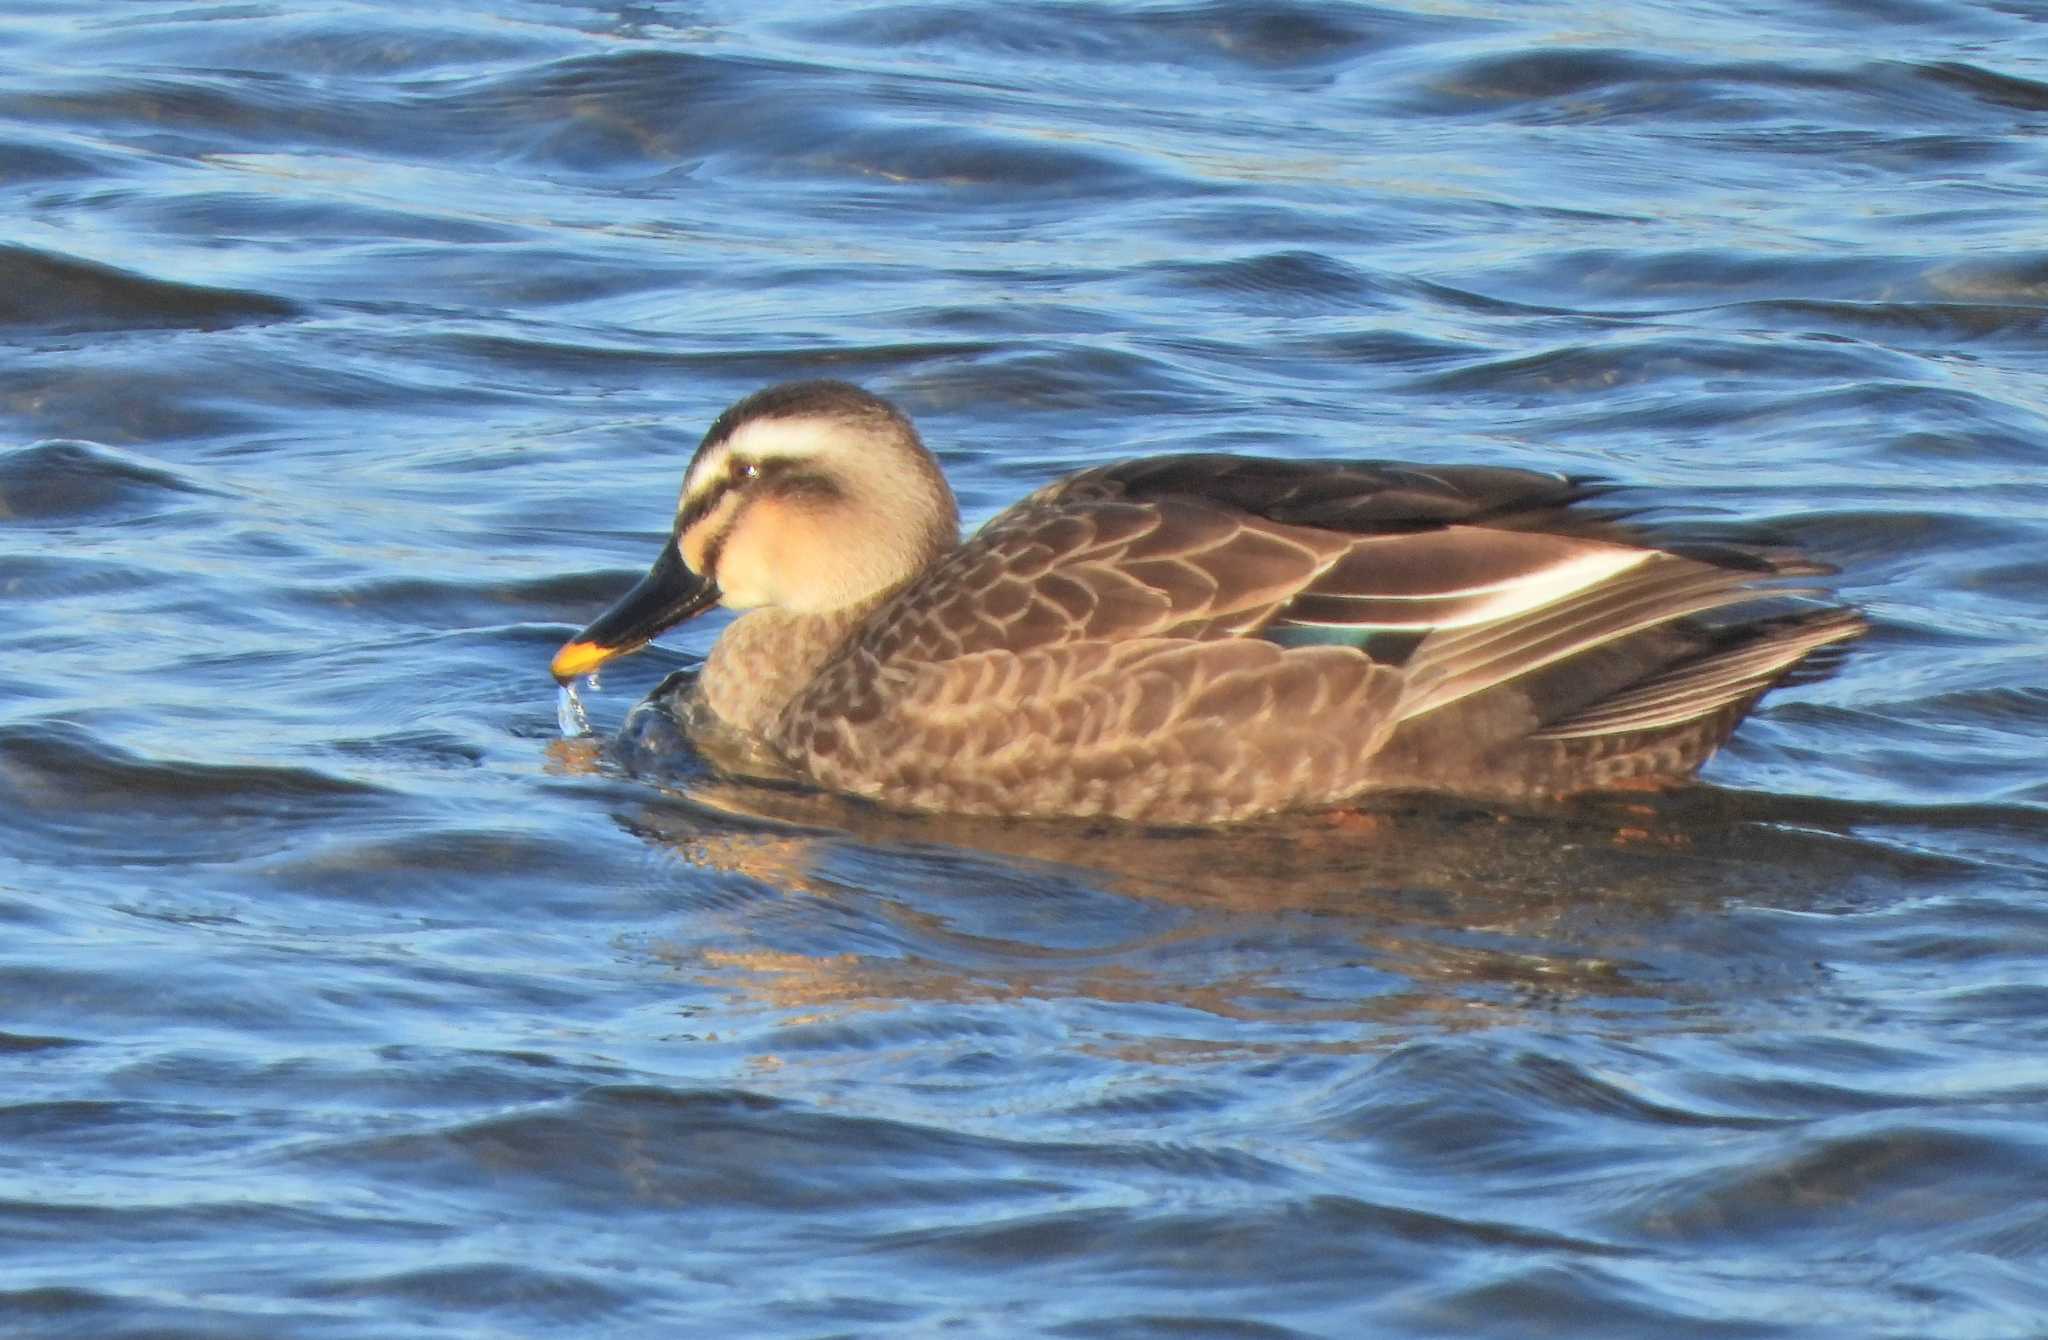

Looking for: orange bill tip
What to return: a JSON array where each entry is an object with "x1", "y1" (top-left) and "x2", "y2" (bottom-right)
[{"x1": 550, "y1": 639, "x2": 617, "y2": 684}]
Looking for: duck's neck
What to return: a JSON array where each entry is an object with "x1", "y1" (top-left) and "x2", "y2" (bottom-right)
[{"x1": 691, "y1": 601, "x2": 878, "y2": 741}]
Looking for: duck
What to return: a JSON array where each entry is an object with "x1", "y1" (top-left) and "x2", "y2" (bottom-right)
[{"x1": 552, "y1": 380, "x2": 1865, "y2": 824}]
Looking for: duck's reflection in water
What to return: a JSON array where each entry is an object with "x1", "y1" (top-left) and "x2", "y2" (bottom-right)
[{"x1": 548, "y1": 712, "x2": 1948, "y2": 1044}]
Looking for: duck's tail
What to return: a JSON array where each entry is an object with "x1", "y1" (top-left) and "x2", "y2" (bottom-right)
[{"x1": 1529, "y1": 606, "x2": 1868, "y2": 741}]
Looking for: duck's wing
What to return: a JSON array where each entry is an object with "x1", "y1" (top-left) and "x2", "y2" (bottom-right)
[
  {"x1": 849, "y1": 453, "x2": 1834, "y2": 716},
  {"x1": 852, "y1": 454, "x2": 1646, "y2": 661}
]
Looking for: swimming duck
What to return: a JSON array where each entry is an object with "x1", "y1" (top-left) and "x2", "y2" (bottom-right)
[{"x1": 552, "y1": 380, "x2": 1864, "y2": 823}]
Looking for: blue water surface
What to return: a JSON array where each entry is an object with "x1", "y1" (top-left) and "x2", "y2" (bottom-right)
[{"x1": 4, "y1": 1, "x2": 2048, "y2": 1336}]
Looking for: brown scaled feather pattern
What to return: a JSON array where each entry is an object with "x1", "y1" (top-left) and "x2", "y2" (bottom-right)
[{"x1": 560, "y1": 382, "x2": 1866, "y2": 823}]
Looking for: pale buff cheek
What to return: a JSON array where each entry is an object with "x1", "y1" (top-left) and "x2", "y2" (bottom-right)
[
  {"x1": 710, "y1": 495, "x2": 788, "y2": 609},
  {"x1": 720, "y1": 494, "x2": 863, "y2": 613},
  {"x1": 705, "y1": 491, "x2": 918, "y2": 613}
]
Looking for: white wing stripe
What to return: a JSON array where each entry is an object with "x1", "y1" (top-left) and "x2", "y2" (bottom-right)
[{"x1": 1285, "y1": 547, "x2": 1651, "y2": 631}]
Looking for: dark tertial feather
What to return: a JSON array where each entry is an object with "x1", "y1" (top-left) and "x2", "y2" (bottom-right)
[
  {"x1": 1272, "y1": 528, "x2": 1641, "y2": 631},
  {"x1": 1029, "y1": 453, "x2": 1609, "y2": 535}
]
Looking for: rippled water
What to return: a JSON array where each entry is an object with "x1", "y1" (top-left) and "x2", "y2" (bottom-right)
[{"x1": 6, "y1": 1, "x2": 2048, "y2": 1335}]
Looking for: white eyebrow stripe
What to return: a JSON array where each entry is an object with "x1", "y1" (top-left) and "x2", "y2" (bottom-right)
[
  {"x1": 724, "y1": 418, "x2": 848, "y2": 463},
  {"x1": 680, "y1": 440, "x2": 731, "y2": 507},
  {"x1": 682, "y1": 417, "x2": 847, "y2": 508}
]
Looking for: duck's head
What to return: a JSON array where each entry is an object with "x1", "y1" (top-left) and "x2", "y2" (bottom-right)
[{"x1": 551, "y1": 380, "x2": 960, "y2": 683}]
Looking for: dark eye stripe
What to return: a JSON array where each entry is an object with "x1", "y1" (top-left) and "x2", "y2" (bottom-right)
[
  {"x1": 676, "y1": 457, "x2": 843, "y2": 552},
  {"x1": 778, "y1": 473, "x2": 842, "y2": 505},
  {"x1": 733, "y1": 456, "x2": 840, "y2": 499},
  {"x1": 676, "y1": 487, "x2": 722, "y2": 536},
  {"x1": 697, "y1": 521, "x2": 730, "y2": 581}
]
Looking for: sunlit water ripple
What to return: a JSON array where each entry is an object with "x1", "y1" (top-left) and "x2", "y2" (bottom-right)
[{"x1": 4, "y1": 1, "x2": 2048, "y2": 1336}]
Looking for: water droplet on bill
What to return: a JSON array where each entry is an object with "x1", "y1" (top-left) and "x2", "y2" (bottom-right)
[{"x1": 556, "y1": 679, "x2": 592, "y2": 738}]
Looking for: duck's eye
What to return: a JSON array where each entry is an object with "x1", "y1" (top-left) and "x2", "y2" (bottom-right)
[{"x1": 735, "y1": 461, "x2": 760, "y2": 481}]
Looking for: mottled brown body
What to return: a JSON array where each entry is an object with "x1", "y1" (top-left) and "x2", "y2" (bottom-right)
[{"x1": 556, "y1": 383, "x2": 1865, "y2": 823}]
